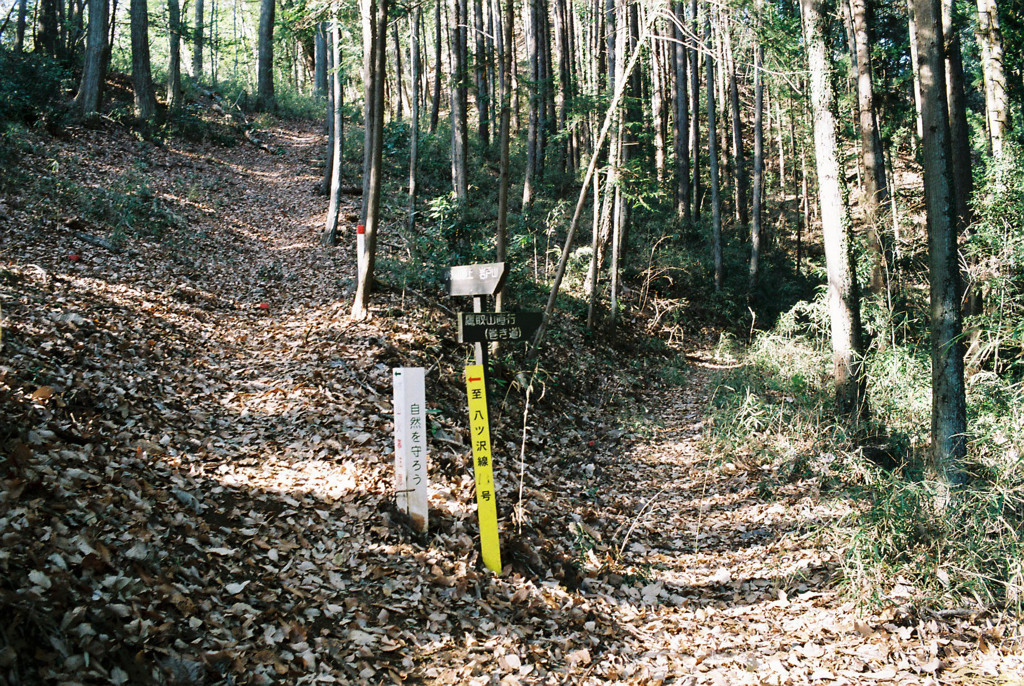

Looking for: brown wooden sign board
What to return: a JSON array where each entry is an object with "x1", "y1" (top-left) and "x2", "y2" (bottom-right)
[
  {"x1": 447, "y1": 262, "x2": 509, "y2": 297},
  {"x1": 458, "y1": 311, "x2": 542, "y2": 344}
]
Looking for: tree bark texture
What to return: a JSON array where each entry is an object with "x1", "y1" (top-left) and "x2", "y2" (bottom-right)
[
  {"x1": 941, "y1": 0, "x2": 973, "y2": 231},
  {"x1": 352, "y1": 0, "x2": 389, "y2": 320},
  {"x1": 256, "y1": 0, "x2": 276, "y2": 111},
  {"x1": 706, "y1": 15, "x2": 722, "y2": 292},
  {"x1": 408, "y1": 6, "x2": 421, "y2": 233},
  {"x1": 495, "y1": 0, "x2": 514, "y2": 312},
  {"x1": 75, "y1": 0, "x2": 108, "y2": 116},
  {"x1": 130, "y1": 0, "x2": 158, "y2": 120},
  {"x1": 914, "y1": 0, "x2": 967, "y2": 485},
  {"x1": 976, "y1": 0, "x2": 1010, "y2": 157},
  {"x1": 315, "y1": 22, "x2": 328, "y2": 95},
  {"x1": 749, "y1": 8, "x2": 764, "y2": 292},
  {"x1": 13, "y1": 0, "x2": 27, "y2": 52},
  {"x1": 323, "y1": 10, "x2": 344, "y2": 247},
  {"x1": 193, "y1": 0, "x2": 204, "y2": 79},
  {"x1": 800, "y1": 0, "x2": 867, "y2": 419},
  {"x1": 849, "y1": 0, "x2": 889, "y2": 294},
  {"x1": 168, "y1": 0, "x2": 183, "y2": 110},
  {"x1": 451, "y1": 0, "x2": 469, "y2": 201},
  {"x1": 673, "y1": 1, "x2": 691, "y2": 223}
]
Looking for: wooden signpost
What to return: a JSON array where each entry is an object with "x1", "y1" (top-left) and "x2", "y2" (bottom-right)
[
  {"x1": 457, "y1": 311, "x2": 543, "y2": 344},
  {"x1": 448, "y1": 261, "x2": 542, "y2": 574},
  {"x1": 392, "y1": 367, "x2": 428, "y2": 532},
  {"x1": 465, "y1": 365, "x2": 501, "y2": 573}
]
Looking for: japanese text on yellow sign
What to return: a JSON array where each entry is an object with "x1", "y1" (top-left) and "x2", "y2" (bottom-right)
[{"x1": 465, "y1": 365, "x2": 502, "y2": 573}]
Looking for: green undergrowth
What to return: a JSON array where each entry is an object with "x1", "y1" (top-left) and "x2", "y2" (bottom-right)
[{"x1": 704, "y1": 291, "x2": 1024, "y2": 616}]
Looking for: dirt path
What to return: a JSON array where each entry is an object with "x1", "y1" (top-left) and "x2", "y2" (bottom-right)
[
  {"x1": 565, "y1": 360, "x2": 1019, "y2": 685},
  {"x1": 2, "y1": 120, "x2": 1021, "y2": 686}
]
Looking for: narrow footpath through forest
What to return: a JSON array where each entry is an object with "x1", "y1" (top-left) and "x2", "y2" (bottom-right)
[{"x1": 1, "y1": 118, "x2": 1020, "y2": 685}]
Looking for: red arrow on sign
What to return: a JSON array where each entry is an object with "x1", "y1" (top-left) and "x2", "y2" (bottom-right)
[{"x1": 467, "y1": 377, "x2": 482, "y2": 382}]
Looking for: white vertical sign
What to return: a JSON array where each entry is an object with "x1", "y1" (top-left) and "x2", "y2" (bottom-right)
[{"x1": 393, "y1": 367, "x2": 428, "y2": 532}]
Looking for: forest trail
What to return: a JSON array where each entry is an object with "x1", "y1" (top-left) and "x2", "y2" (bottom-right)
[{"x1": 1, "y1": 119, "x2": 1020, "y2": 686}]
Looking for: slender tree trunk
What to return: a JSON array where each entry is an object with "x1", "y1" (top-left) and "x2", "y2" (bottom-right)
[
  {"x1": 321, "y1": 27, "x2": 336, "y2": 196},
  {"x1": 495, "y1": 0, "x2": 513, "y2": 312},
  {"x1": 430, "y1": 0, "x2": 442, "y2": 133},
  {"x1": 352, "y1": 0, "x2": 389, "y2": 320},
  {"x1": 168, "y1": 0, "x2": 183, "y2": 110},
  {"x1": 100, "y1": 0, "x2": 118, "y2": 94},
  {"x1": 849, "y1": 0, "x2": 890, "y2": 295},
  {"x1": 451, "y1": 0, "x2": 469, "y2": 201},
  {"x1": 75, "y1": 0, "x2": 108, "y2": 116},
  {"x1": 651, "y1": 21, "x2": 667, "y2": 183},
  {"x1": 706, "y1": 14, "x2": 722, "y2": 292},
  {"x1": 14, "y1": 0, "x2": 28, "y2": 51},
  {"x1": 361, "y1": 0, "x2": 377, "y2": 222},
  {"x1": 130, "y1": 0, "x2": 158, "y2": 120},
  {"x1": 38, "y1": 0, "x2": 59, "y2": 56},
  {"x1": 673, "y1": 0, "x2": 691, "y2": 222},
  {"x1": 749, "y1": 4, "x2": 764, "y2": 292},
  {"x1": 689, "y1": 0, "x2": 701, "y2": 221},
  {"x1": 256, "y1": 0, "x2": 276, "y2": 111},
  {"x1": 907, "y1": 0, "x2": 924, "y2": 143},
  {"x1": 323, "y1": 12, "x2": 344, "y2": 246},
  {"x1": 976, "y1": 0, "x2": 1010, "y2": 157},
  {"x1": 941, "y1": 0, "x2": 972, "y2": 230},
  {"x1": 914, "y1": 0, "x2": 966, "y2": 488},
  {"x1": 193, "y1": 0, "x2": 204, "y2": 80},
  {"x1": 725, "y1": 20, "x2": 747, "y2": 227},
  {"x1": 522, "y1": 0, "x2": 541, "y2": 208},
  {"x1": 408, "y1": 5, "x2": 421, "y2": 233},
  {"x1": 474, "y1": 0, "x2": 490, "y2": 146},
  {"x1": 393, "y1": 20, "x2": 404, "y2": 119},
  {"x1": 315, "y1": 22, "x2": 328, "y2": 95},
  {"x1": 801, "y1": 0, "x2": 867, "y2": 419}
]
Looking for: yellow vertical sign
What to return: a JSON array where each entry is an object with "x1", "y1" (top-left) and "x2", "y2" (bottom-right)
[{"x1": 465, "y1": 365, "x2": 502, "y2": 573}]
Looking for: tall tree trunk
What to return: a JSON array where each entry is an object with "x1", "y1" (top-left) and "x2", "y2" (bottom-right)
[
  {"x1": 256, "y1": 0, "x2": 276, "y2": 111},
  {"x1": 321, "y1": 24, "x2": 336, "y2": 196},
  {"x1": 553, "y1": 0, "x2": 571, "y2": 173},
  {"x1": 361, "y1": 0, "x2": 377, "y2": 222},
  {"x1": 725, "y1": 19, "x2": 747, "y2": 227},
  {"x1": 193, "y1": 0, "x2": 204, "y2": 80},
  {"x1": 673, "y1": 0, "x2": 691, "y2": 222},
  {"x1": 522, "y1": 0, "x2": 541, "y2": 208},
  {"x1": 14, "y1": 0, "x2": 28, "y2": 51},
  {"x1": 408, "y1": 5, "x2": 421, "y2": 232},
  {"x1": 651, "y1": 21, "x2": 667, "y2": 184},
  {"x1": 941, "y1": 0, "x2": 972, "y2": 230},
  {"x1": 451, "y1": 0, "x2": 469, "y2": 202},
  {"x1": 38, "y1": 0, "x2": 59, "y2": 56},
  {"x1": 323, "y1": 10, "x2": 344, "y2": 246},
  {"x1": 706, "y1": 13, "x2": 722, "y2": 292},
  {"x1": 393, "y1": 20, "x2": 404, "y2": 119},
  {"x1": 130, "y1": 0, "x2": 158, "y2": 120},
  {"x1": 849, "y1": 0, "x2": 890, "y2": 295},
  {"x1": 75, "y1": 0, "x2": 108, "y2": 116},
  {"x1": 749, "y1": 2, "x2": 764, "y2": 292},
  {"x1": 314, "y1": 22, "x2": 328, "y2": 95},
  {"x1": 689, "y1": 0, "x2": 701, "y2": 221},
  {"x1": 495, "y1": 0, "x2": 513, "y2": 312},
  {"x1": 976, "y1": 0, "x2": 1010, "y2": 158},
  {"x1": 907, "y1": 0, "x2": 924, "y2": 142},
  {"x1": 352, "y1": 0, "x2": 389, "y2": 320},
  {"x1": 429, "y1": 0, "x2": 441, "y2": 133},
  {"x1": 914, "y1": 0, "x2": 966, "y2": 488},
  {"x1": 168, "y1": 0, "x2": 183, "y2": 110},
  {"x1": 801, "y1": 0, "x2": 867, "y2": 419},
  {"x1": 474, "y1": 0, "x2": 490, "y2": 145}
]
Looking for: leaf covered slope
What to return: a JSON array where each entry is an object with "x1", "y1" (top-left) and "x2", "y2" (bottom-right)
[{"x1": 1, "y1": 119, "x2": 1021, "y2": 685}]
